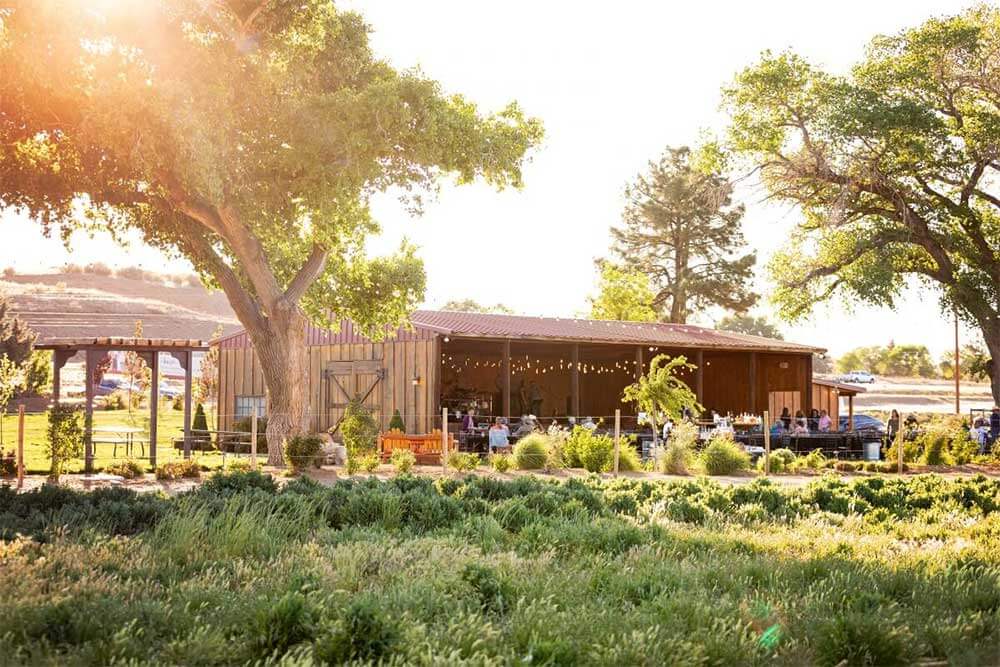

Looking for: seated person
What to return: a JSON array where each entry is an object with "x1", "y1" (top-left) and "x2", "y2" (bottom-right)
[
  {"x1": 513, "y1": 416, "x2": 536, "y2": 438},
  {"x1": 582, "y1": 416, "x2": 598, "y2": 431},
  {"x1": 770, "y1": 419, "x2": 785, "y2": 437},
  {"x1": 488, "y1": 418, "x2": 511, "y2": 453},
  {"x1": 661, "y1": 418, "x2": 674, "y2": 441},
  {"x1": 461, "y1": 409, "x2": 476, "y2": 431},
  {"x1": 817, "y1": 410, "x2": 832, "y2": 432},
  {"x1": 793, "y1": 411, "x2": 809, "y2": 435}
]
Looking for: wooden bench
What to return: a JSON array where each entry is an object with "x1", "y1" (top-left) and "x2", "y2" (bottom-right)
[{"x1": 379, "y1": 429, "x2": 455, "y2": 465}]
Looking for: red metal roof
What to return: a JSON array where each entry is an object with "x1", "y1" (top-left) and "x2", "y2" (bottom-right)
[{"x1": 216, "y1": 310, "x2": 823, "y2": 354}]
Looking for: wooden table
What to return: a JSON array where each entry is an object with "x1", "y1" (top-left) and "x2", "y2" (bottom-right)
[{"x1": 91, "y1": 427, "x2": 149, "y2": 458}]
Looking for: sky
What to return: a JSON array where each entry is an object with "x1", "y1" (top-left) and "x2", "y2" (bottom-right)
[{"x1": 0, "y1": 0, "x2": 982, "y2": 359}]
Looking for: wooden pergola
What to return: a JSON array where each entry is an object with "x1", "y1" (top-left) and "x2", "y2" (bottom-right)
[{"x1": 36, "y1": 337, "x2": 208, "y2": 472}]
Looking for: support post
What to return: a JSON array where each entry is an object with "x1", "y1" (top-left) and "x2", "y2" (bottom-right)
[
  {"x1": 695, "y1": 349, "x2": 704, "y2": 409},
  {"x1": 17, "y1": 405, "x2": 24, "y2": 489},
  {"x1": 848, "y1": 395, "x2": 854, "y2": 432},
  {"x1": 442, "y1": 407, "x2": 448, "y2": 475},
  {"x1": 183, "y1": 350, "x2": 193, "y2": 460},
  {"x1": 250, "y1": 412, "x2": 258, "y2": 469},
  {"x1": 502, "y1": 339, "x2": 511, "y2": 420},
  {"x1": 763, "y1": 409, "x2": 771, "y2": 476},
  {"x1": 570, "y1": 343, "x2": 580, "y2": 418},
  {"x1": 748, "y1": 352, "x2": 758, "y2": 414},
  {"x1": 84, "y1": 351, "x2": 97, "y2": 474},
  {"x1": 635, "y1": 346, "x2": 644, "y2": 380},
  {"x1": 954, "y1": 311, "x2": 960, "y2": 415},
  {"x1": 149, "y1": 352, "x2": 159, "y2": 470},
  {"x1": 613, "y1": 409, "x2": 621, "y2": 477}
]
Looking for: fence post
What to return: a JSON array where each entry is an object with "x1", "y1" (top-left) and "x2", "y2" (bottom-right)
[
  {"x1": 17, "y1": 405, "x2": 25, "y2": 489},
  {"x1": 763, "y1": 410, "x2": 771, "y2": 476},
  {"x1": 896, "y1": 427, "x2": 903, "y2": 475},
  {"x1": 441, "y1": 408, "x2": 448, "y2": 475},
  {"x1": 250, "y1": 415, "x2": 258, "y2": 470},
  {"x1": 613, "y1": 409, "x2": 621, "y2": 476}
]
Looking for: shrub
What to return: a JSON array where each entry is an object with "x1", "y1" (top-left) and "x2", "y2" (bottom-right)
[
  {"x1": 226, "y1": 459, "x2": 252, "y2": 473},
  {"x1": 447, "y1": 451, "x2": 480, "y2": 472},
  {"x1": 388, "y1": 409, "x2": 405, "y2": 432},
  {"x1": 284, "y1": 434, "x2": 323, "y2": 471},
  {"x1": 950, "y1": 430, "x2": 978, "y2": 464},
  {"x1": 347, "y1": 452, "x2": 380, "y2": 475},
  {"x1": 192, "y1": 403, "x2": 209, "y2": 433},
  {"x1": 105, "y1": 459, "x2": 145, "y2": 479},
  {"x1": 103, "y1": 390, "x2": 127, "y2": 411},
  {"x1": 513, "y1": 434, "x2": 548, "y2": 470},
  {"x1": 833, "y1": 461, "x2": 857, "y2": 473},
  {"x1": 390, "y1": 448, "x2": 416, "y2": 473},
  {"x1": 793, "y1": 448, "x2": 827, "y2": 471},
  {"x1": 46, "y1": 404, "x2": 84, "y2": 480},
  {"x1": 489, "y1": 453, "x2": 513, "y2": 473},
  {"x1": 340, "y1": 398, "x2": 378, "y2": 456},
  {"x1": 251, "y1": 591, "x2": 315, "y2": 657},
  {"x1": 562, "y1": 427, "x2": 615, "y2": 472},
  {"x1": 617, "y1": 443, "x2": 643, "y2": 472},
  {"x1": 920, "y1": 426, "x2": 954, "y2": 466},
  {"x1": 314, "y1": 598, "x2": 398, "y2": 664},
  {"x1": 171, "y1": 394, "x2": 184, "y2": 411},
  {"x1": 155, "y1": 459, "x2": 201, "y2": 480},
  {"x1": 699, "y1": 435, "x2": 750, "y2": 475},
  {"x1": 758, "y1": 447, "x2": 796, "y2": 473},
  {"x1": 0, "y1": 449, "x2": 16, "y2": 477},
  {"x1": 659, "y1": 421, "x2": 698, "y2": 474}
]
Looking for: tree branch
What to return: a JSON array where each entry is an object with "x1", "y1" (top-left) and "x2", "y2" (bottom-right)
[{"x1": 282, "y1": 244, "x2": 328, "y2": 305}]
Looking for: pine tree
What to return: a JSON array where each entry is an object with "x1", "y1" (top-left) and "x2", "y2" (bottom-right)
[{"x1": 610, "y1": 146, "x2": 757, "y2": 323}]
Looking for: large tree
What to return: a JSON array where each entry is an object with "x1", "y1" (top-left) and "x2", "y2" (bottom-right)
[
  {"x1": 0, "y1": 292, "x2": 33, "y2": 366},
  {"x1": 725, "y1": 6, "x2": 1000, "y2": 403},
  {"x1": 0, "y1": 1, "x2": 541, "y2": 463},
  {"x1": 440, "y1": 299, "x2": 514, "y2": 314},
  {"x1": 610, "y1": 146, "x2": 757, "y2": 324},
  {"x1": 715, "y1": 314, "x2": 783, "y2": 340}
]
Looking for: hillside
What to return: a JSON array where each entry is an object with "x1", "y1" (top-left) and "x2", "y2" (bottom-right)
[{"x1": 2, "y1": 272, "x2": 241, "y2": 343}]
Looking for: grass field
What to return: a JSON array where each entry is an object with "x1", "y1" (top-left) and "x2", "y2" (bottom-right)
[
  {"x1": 0, "y1": 405, "x2": 226, "y2": 473},
  {"x1": 1, "y1": 472, "x2": 998, "y2": 665}
]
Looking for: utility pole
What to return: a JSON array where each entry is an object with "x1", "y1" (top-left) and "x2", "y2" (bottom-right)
[{"x1": 954, "y1": 311, "x2": 960, "y2": 415}]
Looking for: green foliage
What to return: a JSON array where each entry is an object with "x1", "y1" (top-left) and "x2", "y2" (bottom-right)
[
  {"x1": 104, "y1": 460, "x2": 145, "y2": 480},
  {"x1": 659, "y1": 421, "x2": 699, "y2": 474},
  {"x1": 2, "y1": 474, "x2": 1000, "y2": 663},
  {"x1": 349, "y1": 452, "x2": 381, "y2": 475},
  {"x1": 192, "y1": 403, "x2": 209, "y2": 433},
  {"x1": 222, "y1": 417, "x2": 267, "y2": 453},
  {"x1": 154, "y1": 459, "x2": 201, "y2": 481},
  {"x1": 616, "y1": 444, "x2": 643, "y2": 472},
  {"x1": 588, "y1": 262, "x2": 658, "y2": 322},
  {"x1": 0, "y1": 293, "x2": 35, "y2": 367},
  {"x1": 724, "y1": 7, "x2": 1000, "y2": 399},
  {"x1": 608, "y1": 146, "x2": 757, "y2": 323},
  {"x1": 284, "y1": 435, "x2": 324, "y2": 471},
  {"x1": 18, "y1": 350, "x2": 50, "y2": 397},
  {"x1": 103, "y1": 391, "x2": 127, "y2": 411},
  {"x1": 388, "y1": 409, "x2": 405, "y2": 433},
  {"x1": 440, "y1": 299, "x2": 514, "y2": 314},
  {"x1": 512, "y1": 434, "x2": 549, "y2": 470},
  {"x1": 758, "y1": 447, "x2": 797, "y2": 473},
  {"x1": 46, "y1": 404, "x2": 83, "y2": 480},
  {"x1": 622, "y1": 354, "x2": 702, "y2": 434},
  {"x1": 488, "y1": 453, "x2": 513, "y2": 473},
  {"x1": 340, "y1": 398, "x2": 379, "y2": 457},
  {"x1": 699, "y1": 436, "x2": 751, "y2": 475},
  {"x1": 389, "y1": 448, "x2": 416, "y2": 474},
  {"x1": 447, "y1": 452, "x2": 481, "y2": 473},
  {"x1": 171, "y1": 394, "x2": 184, "y2": 411},
  {"x1": 837, "y1": 344, "x2": 936, "y2": 378},
  {"x1": 716, "y1": 314, "x2": 784, "y2": 340}
]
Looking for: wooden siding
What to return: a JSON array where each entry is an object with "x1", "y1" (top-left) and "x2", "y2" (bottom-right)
[
  {"x1": 218, "y1": 339, "x2": 438, "y2": 435},
  {"x1": 811, "y1": 383, "x2": 841, "y2": 424}
]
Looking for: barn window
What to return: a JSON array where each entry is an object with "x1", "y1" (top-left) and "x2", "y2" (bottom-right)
[{"x1": 234, "y1": 395, "x2": 266, "y2": 419}]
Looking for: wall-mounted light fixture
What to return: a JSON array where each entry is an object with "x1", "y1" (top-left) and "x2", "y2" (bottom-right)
[
  {"x1": 411, "y1": 374, "x2": 421, "y2": 387},
  {"x1": 443, "y1": 336, "x2": 450, "y2": 343}
]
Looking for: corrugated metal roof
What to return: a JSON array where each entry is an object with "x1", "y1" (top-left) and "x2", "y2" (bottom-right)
[{"x1": 216, "y1": 310, "x2": 823, "y2": 354}]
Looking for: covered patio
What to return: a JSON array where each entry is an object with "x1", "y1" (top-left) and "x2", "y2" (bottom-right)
[{"x1": 37, "y1": 337, "x2": 208, "y2": 472}]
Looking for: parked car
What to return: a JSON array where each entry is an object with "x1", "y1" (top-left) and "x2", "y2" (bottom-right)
[
  {"x1": 842, "y1": 370, "x2": 876, "y2": 384},
  {"x1": 839, "y1": 414, "x2": 885, "y2": 435}
]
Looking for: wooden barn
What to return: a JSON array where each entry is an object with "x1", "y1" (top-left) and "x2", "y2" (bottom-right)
[{"x1": 214, "y1": 311, "x2": 837, "y2": 435}]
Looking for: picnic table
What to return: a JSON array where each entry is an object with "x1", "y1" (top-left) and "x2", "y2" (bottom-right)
[{"x1": 91, "y1": 426, "x2": 149, "y2": 458}]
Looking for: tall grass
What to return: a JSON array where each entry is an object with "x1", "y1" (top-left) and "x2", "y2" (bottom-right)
[{"x1": 1, "y1": 473, "x2": 999, "y2": 664}]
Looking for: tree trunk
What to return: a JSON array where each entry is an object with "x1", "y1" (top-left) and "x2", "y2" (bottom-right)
[
  {"x1": 983, "y1": 319, "x2": 1000, "y2": 407},
  {"x1": 245, "y1": 307, "x2": 311, "y2": 466}
]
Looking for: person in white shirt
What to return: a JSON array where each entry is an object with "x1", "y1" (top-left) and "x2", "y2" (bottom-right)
[{"x1": 662, "y1": 418, "x2": 673, "y2": 441}]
